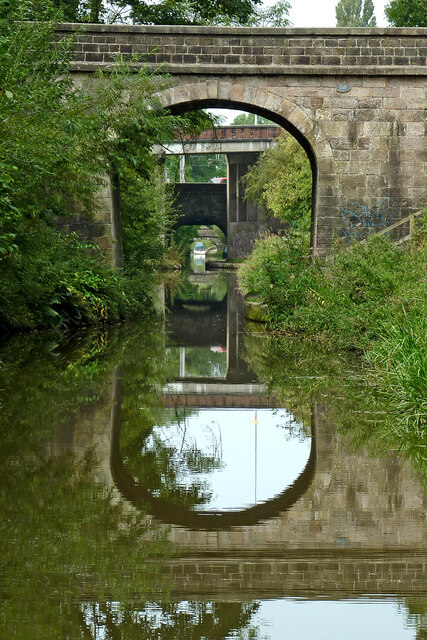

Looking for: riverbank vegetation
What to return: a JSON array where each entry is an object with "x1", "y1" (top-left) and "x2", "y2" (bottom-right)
[
  {"x1": 239, "y1": 226, "x2": 426, "y2": 435},
  {"x1": 0, "y1": 1, "x2": 214, "y2": 331},
  {"x1": 242, "y1": 132, "x2": 312, "y2": 234},
  {"x1": 238, "y1": 133, "x2": 426, "y2": 451}
]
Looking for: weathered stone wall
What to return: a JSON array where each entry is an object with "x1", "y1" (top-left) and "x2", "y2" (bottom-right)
[
  {"x1": 173, "y1": 182, "x2": 227, "y2": 232},
  {"x1": 56, "y1": 179, "x2": 116, "y2": 264},
  {"x1": 158, "y1": 553, "x2": 427, "y2": 599},
  {"x1": 62, "y1": 25, "x2": 426, "y2": 72},
  {"x1": 64, "y1": 25, "x2": 427, "y2": 256}
]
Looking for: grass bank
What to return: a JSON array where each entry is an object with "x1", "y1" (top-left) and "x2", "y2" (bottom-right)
[{"x1": 238, "y1": 225, "x2": 427, "y2": 439}]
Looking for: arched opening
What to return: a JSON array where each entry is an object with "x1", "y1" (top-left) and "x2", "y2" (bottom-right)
[
  {"x1": 172, "y1": 224, "x2": 227, "y2": 270},
  {"x1": 111, "y1": 398, "x2": 317, "y2": 530},
  {"x1": 155, "y1": 81, "x2": 331, "y2": 255}
]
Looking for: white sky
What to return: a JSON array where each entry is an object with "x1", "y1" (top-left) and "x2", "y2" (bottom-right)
[
  {"x1": 279, "y1": 0, "x2": 388, "y2": 28},
  {"x1": 208, "y1": 0, "x2": 388, "y2": 123}
]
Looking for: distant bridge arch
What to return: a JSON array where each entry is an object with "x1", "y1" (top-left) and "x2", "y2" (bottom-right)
[{"x1": 156, "y1": 81, "x2": 325, "y2": 253}]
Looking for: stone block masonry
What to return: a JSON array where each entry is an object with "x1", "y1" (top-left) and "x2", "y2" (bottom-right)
[
  {"x1": 60, "y1": 25, "x2": 427, "y2": 75},
  {"x1": 156, "y1": 553, "x2": 427, "y2": 599},
  {"x1": 60, "y1": 25, "x2": 427, "y2": 258}
]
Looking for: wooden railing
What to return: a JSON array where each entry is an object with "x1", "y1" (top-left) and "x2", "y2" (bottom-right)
[{"x1": 374, "y1": 209, "x2": 425, "y2": 245}]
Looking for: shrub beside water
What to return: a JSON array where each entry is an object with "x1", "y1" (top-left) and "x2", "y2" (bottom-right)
[
  {"x1": 238, "y1": 228, "x2": 427, "y2": 435},
  {"x1": 368, "y1": 311, "x2": 426, "y2": 434},
  {"x1": 0, "y1": 222, "x2": 153, "y2": 330},
  {"x1": 0, "y1": 4, "x2": 214, "y2": 333}
]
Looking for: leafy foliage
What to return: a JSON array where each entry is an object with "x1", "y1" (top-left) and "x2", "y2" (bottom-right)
[
  {"x1": 242, "y1": 134, "x2": 312, "y2": 233},
  {"x1": 165, "y1": 153, "x2": 227, "y2": 183},
  {"x1": 120, "y1": 166, "x2": 175, "y2": 275},
  {"x1": 0, "y1": 223, "x2": 129, "y2": 328},
  {"x1": 243, "y1": 0, "x2": 291, "y2": 26},
  {"x1": 239, "y1": 232, "x2": 425, "y2": 346},
  {"x1": 50, "y1": 0, "x2": 291, "y2": 25},
  {"x1": 0, "y1": 1, "x2": 217, "y2": 330},
  {"x1": 335, "y1": 0, "x2": 377, "y2": 26},
  {"x1": 239, "y1": 229, "x2": 427, "y2": 440},
  {"x1": 50, "y1": 0, "x2": 262, "y2": 24},
  {"x1": 231, "y1": 112, "x2": 274, "y2": 125},
  {"x1": 384, "y1": 0, "x2": 427, "y2": 26}
]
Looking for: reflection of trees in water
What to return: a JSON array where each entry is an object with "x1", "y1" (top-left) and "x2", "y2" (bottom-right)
[
  {"x1": 400, "y1": 597, "x2": 427, "y2": 640},
  {"x1": 122, "y1": 409, "x2": 224, "y2": 509},
  {"x1": 76, "y1": 597, "x2": 427, "y2": 640},
  {"x1": 242, "y1": 331, "x2": 427, "y2": 483},
  {"x1": 0, "y1": 450, "x2": 170, "y2": 639},
  {"x1": 167, "y1": 272, "x2": 228, "y2": 306},
  {"x1": 79, "y1": 600, "x2": 260, "y2": 640}
]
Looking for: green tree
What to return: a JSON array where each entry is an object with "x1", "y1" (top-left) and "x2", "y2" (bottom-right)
[
  {"x1": 51, "y1": 0, "x2": 262, "y2": 24},
  {"x1": 51, "y1": 0, "x2": 292, "y2": 26},
  {"x1": 231, "y1": 112, "x2": 274, "y2": 125},
  {"x1": 186, "y1": 154, "x2": 228, "y2": 182},
  {"x1": 385, "y1": 0, "x2": 427, "y2": 26},
  {"x1": 165, "y1": 154, "x2": 227, "y2": 183},
  {"x1": 242, "y1": 134, "x2": 312, "y2": 232},
  {"x1": 335, "y1": 0, "x2": 377, "y2": 26},
  {"x1": 0, "y1": 0, "x2": 215, "y2": 329},
  {"x1": 247, "y1": 0, "x2": 291, "y2": 26}
]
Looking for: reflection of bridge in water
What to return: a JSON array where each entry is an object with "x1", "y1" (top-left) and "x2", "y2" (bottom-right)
[
  {"x1": 49, "y1": 378, "x2": 427, "y2": 599},
  {"x1": 149, "y1": 272, "x2": 318, "y2": 529},
  {"x1": 167, "y1": 273, "x2": 256, "y2": 385},
  {"x1": 161, "y1": 382, "x2": 275, "y2": 409},
  {"x1": 47, "y1": 272, "x2": 427, "y2": 600}
]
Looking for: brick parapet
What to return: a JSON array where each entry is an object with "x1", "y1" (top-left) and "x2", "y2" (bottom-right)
[
  {"x1": 181, "y1": 125, "x2": 281, "y2": 141},
  {"x1": 57, "y1": 24, "x2": 427, "y2": 75}
]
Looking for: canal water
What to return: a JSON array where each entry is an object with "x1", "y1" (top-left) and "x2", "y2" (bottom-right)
[{"x1": 0, "y1": 265, "x2": 425, "y2": 639}]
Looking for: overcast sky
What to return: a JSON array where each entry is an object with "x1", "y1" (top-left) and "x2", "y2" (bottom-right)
[{"x1": 275, "y1": 0, "x2": 388, "y2": 28}]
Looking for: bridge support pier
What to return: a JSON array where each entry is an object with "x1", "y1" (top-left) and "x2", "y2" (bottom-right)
[
  {"x1": 226, "y1": 152, "x2": 282, "y2": 260},
  {"x1": 86, "y1": 175, "x2": 123, "y2": 268},
  {"x1": 56, "y1": 175, "x2": 121, "y2": 267}
]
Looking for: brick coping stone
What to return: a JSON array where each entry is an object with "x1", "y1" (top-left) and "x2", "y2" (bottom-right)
[{"x1": 56, "y1": 23, "x2": 427, "y2": 36}]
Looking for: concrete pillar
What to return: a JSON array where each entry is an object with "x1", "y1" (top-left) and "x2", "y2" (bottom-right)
[
  {"x1": 179, "y1": 347, "x2": 186, "y2": 378},
  {"x1": 226, "y1": 152, "x2": 258, "y2": 225},
  {"x1": 179, "y1": 154, "x2": 186, "y2": 183}
]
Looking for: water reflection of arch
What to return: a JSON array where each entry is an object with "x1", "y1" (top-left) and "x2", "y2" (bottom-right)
[
  {"x1": 167, "y1": 296, "x2": 227, "y2": 347},
  {"x1": 110, "y1": 394, "x2": 317, "y2": 531},
  {"x1": 167, "y1": 270, "x2": 228, "y2": 347}
]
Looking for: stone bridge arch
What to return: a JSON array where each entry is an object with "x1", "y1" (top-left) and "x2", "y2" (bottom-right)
[
  {"x1": 156, "y1": 80, "x2": 335, "y2": 255},
  {"x1": 65, "y1": 24, "x2": 427, "y2": 264}
]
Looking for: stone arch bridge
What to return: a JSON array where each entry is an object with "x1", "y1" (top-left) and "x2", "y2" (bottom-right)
[
  {"x1": 154, "y1": 125, "x2": 281, "y2": 257},
  {"x1": 62, "y1": 24, "x2": 427, "y2": 265}
]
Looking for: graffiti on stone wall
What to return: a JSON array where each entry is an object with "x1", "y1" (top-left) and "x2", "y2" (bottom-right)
[{"x1": 340, "y1": 197, "x2": 395, "y2": 241}]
